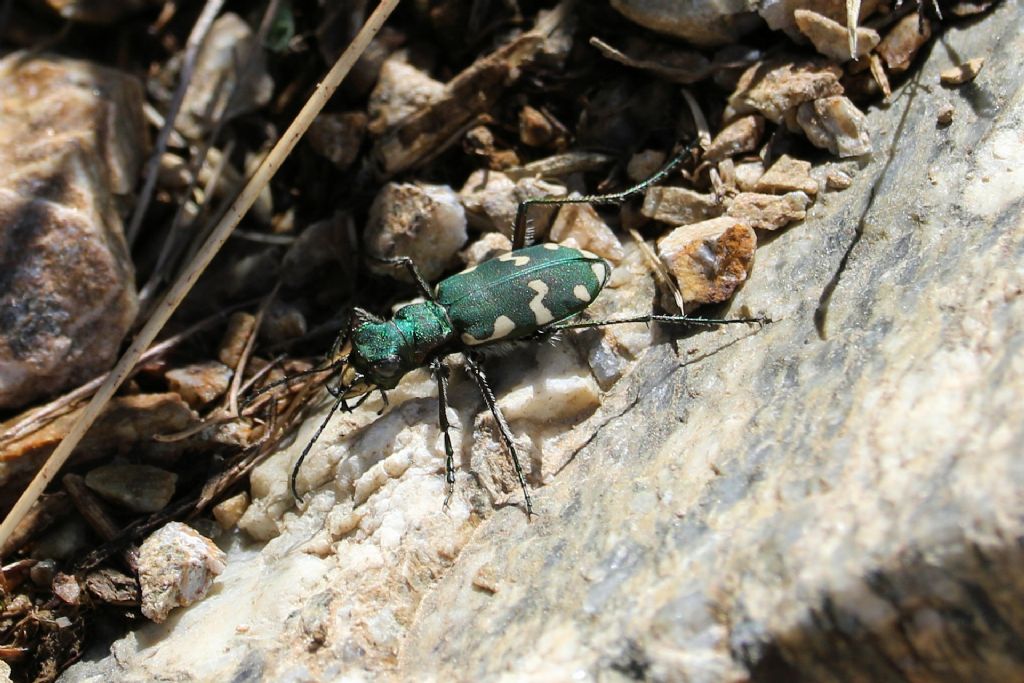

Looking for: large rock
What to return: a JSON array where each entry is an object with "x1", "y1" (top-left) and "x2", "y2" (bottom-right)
[
  {"x1": 60, "y1": 3, "x2": 1024, "y2": 681},
  {"x1": 0, "y1": 53, "x2": 143, "y2": 409}
]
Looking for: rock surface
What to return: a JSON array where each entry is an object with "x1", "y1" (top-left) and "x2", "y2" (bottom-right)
[
  {"x1": 0, "y1": 53, "x2": 144, "y2": 410},
  {"x1": 60, "y1": 5, "x2": 1024, "y2": 681}
]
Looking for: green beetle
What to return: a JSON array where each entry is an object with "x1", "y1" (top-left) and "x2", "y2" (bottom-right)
[{"x1": 277, "y1": 141, "x2": 766, "y2": 515}]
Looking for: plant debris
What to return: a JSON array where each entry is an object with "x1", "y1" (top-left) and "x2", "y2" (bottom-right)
[{"x1": 0, "y1": 0, "x2": 1001, "y2": 679}]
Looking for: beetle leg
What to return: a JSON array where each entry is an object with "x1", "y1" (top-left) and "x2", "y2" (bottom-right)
[
  {"x1": 511, "y1": 138, "x2": 701, "y2": 250},
  {"x1": 290, "y1": 394, "x2": 345, "y2": 502},
  {"x1": 430, "y1": 357, "x2": 457, "y2": 510},
  {"x1": 369, "y1": 255, "x2": 436, "y2": 301},
  {"x1": 464, "y1": 353, "x2": 534, "y2": 517},
  {"x1": 552, "y1": 313, "x2": 770, "y2": 331}
]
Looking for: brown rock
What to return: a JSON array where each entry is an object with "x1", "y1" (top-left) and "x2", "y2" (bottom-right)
[
  {"x1": 460, "y1": 232, "x2": 513, "y2": 268},
  {"x1": 754, "y1": 155, "x2": 819, "y2": 195},
  {"x1": 657, "y1": 217, "x2": 757, "y2": 306},
  {"x1": 176, "y1": 13, "x2": 273, "y2": 138},
  {"x1": 729, "y1": 58, "x2": 844, "y2": 123},
  {"x1": 85, "y1": 463, "x2": 178, "y2": 513},
  {"x1": 797, "y1": 96, "x2": 873, "y2": 157},
  {"x1": 877, "y1": 14, "x2": 933, "y2": 73},
  {"x1": 459, "y1": 170, "x2": 566, "y2": 237},
  {"x1": 826, "y1": 168, "x2": 854, "y2": 190},
  {"x1": 218, "y1": 312, "x2": 257, "y2": 368},
  {"x1": 367, "y1": 57, "x2": 446, "y2": 135},
  {"x1": 548, "y1": 203, "x2": 626, "y2": 263},
  {"x1": 727, "y1": 191, "x2": 811, "y2": 230},
  {"x1": 166, "y1": 361, "x2": 233, "y2": 408},
  {"x1": 705, "y1": 115, "x2": 765, "y2": 163},
  {"x1": 0, "y1": 52, "x2": 143, "y2": 410},
  {"x1": 365, "y1": 183, "x2": 467, "y2": 282},
  {"x1": 642, "y1": 186, "x2": 722, "y2": 225},
  {"x1": 937, "y1": 102, "x2": 956, "y2": 126},
  {"x1": 213, "y1": 491, "x2": 250, "y2": 530},
  {"x1": 941, "y1": 58, "x2": 985, "y2": 86},
  {"x1": 794, "y1": 9, "x2": 880, "y2": 61}
]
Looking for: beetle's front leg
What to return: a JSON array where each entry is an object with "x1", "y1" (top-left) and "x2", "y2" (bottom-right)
[{"x1": 464, "y1": 352, "x2": 534, "y2": 517}]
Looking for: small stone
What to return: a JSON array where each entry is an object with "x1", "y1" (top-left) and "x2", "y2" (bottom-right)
[
  {"x1": 758, "y1": 0, "x2": 883, "y2": 34},
  {"x1": 460, "y1": 170, "x2": 567, "y2": 237},
  {"x1": 367, "y1": 56, "x2": 445, "y2": 135},
  {"x1": 260, "y1": 301, "x2": 308, "y2": 346},
  {"x1": 936, "y1": 103, "x2": 956, "y2": 127},
  {"x1": 726, "y1": 191, "x2": 810, "y2": 230},
  {"x1": 218, "y1": 313, "x2": 256, "y2": 368},
  {"x1": 281, "y1": 213, "x2": 350, "y2": 290},
  {"x1": 307, "y1": 111, "x2": 367, "y2": 169},
  {"x1": 754, "y1": 155, "x2": 819, "y2": 195},
  {"x1": 166, "y1": 362, "x2": 233, "y2": 408},
  {"x1": 30, "y1": 559, "x2": 57, "y2": 587},
  {"x1": 794, "y1": 9, "x2": 880, "y2": 61},
  {"x1": 705, "y1": 115, "x2": 765, "y2": 163},
  {"x1": 877, "y1": 14, "x2": 933, "y2": 73},
  {"x1": 138, "y1": 522, "x2": 226, "y2": 623},
  {"x1": 940, "y1": 58, "x2": 984, "y2": 86},
  {"x1": 729, "y1": 58, "x2": 843, "y2": 124},
  {"x1": 797, "y1": 96, "x2": 872, "y2": 157},
  {"x1": 52, "y1": 572, "x2": 81, "y2": 605},
  {"x1": 158, "y1": 152, "x2": 192, "y2": 188},
  {"x1": 365, "y1": 182, "x2": 468, "y2": 283},
  {"x1": 519, "y1": 105, "x2": 558, "y2": 148},
  {"x1": 176, "y1": 14, "x2": 273, "y2": 138},
  {"x1": 460, "y1": 232, "x2": 513, "y2": 267},
  {"x1": 826, "y1": 169, "x2": 853, "y2": 190},
  {"x1": 642, "y1": 186, "x2": 722, "y2": 225},
  {"x1": 657, "y1": 217, "x2": 757, "y2": 306},
  {"x1": 549, "y1": 203, "x2": 626, "y2": 263},
  {"x1": 213, "y1": 491, "x2": 250, "y2": 530},
  {"x1": 0, "y1": 52, "x2": 144, "y2": 410},
  {"x1": 734, "y1": 159, "x2": 767, "y2": 191},
  {"x1": 627, "y1": 149, "x2": 667, "y2": 183},
  {"x1": 85, "y1": 464, "x2": 177, "y2": 513},
  {"x1": 610, "y1": 0, "x2": 762, "y2": 47}
]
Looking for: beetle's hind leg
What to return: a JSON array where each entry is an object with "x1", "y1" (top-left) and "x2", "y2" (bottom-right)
[
  {"x1": 464, "y1": 353, "x2": 534, "y2": 517},
  {"x1": 430, "y1": 357, "x2": 458, "y2": 509},
  {"x1": 510, "y1": 138, "x2": 701, "y2": 250},
  {"x1": 551, "y1": 312, "x2": 770, "y2": 332}
]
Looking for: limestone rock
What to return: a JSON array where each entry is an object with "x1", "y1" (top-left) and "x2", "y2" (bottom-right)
[
  {"x1": 84, "y1": 464, "x2": 177, "y2": 514},
  {"x1": 728, "y1": 58, "x2": 843, "y2": 124},
  {"x1": 364, "y1": 182, "x2": 467, "y2": 283},
  {"x1": 0, "y1": 53, "x2": 143, "y2": 409},
  {"x1": 657, "y1": 217, "x2": 757, "y2": 306},
  {"x1": 797, "y1": 95, "x2": 872, "y2": 157},
  {"x1": 137, "y1": 522, "x2": 226, "y2": 623}
]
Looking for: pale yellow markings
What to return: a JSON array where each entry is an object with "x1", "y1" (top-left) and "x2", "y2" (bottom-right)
[
  {"x1": 499, "y1": 253, "x2": 531, "y2": 266},
  {"x1": 460, "y1": 264, "x2": 478, "y2": 274},
  {"x1": 573, "y1": 284, "x2": 592, "y2": 302},
  {"x1": 527, "y1": 280, "x2": 554, "y2": 325},
  {"x1": 591, "y1": 261, "x2": 607, "y2": 284},
  {"x1": 461, "y1": 315, "x2": 516, "y2": 346},
  {"x1": 543, "y1": 243, "x2": 560, "y2": 250},
  {"x1": 578, "y1": 248, "x2": 598, "y2": 260}
]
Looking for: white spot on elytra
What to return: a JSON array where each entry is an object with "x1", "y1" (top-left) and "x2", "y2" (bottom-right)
[
  {"x1": 527, "y1": 280, "x2": 554, "y2": 325},
  {"x1": 573, "y1": 284, "x2": 592, "y2": 302},
  {"x1": 591, "y1": 261, "x2": 607, "y2": 284},
  {"x1": 578, "y1": 249, "x2": 598, "y2": 260},
  {"x1": 499, "y1": 253, "x2": 530, "y2": 266},
  {"x1": 462, "y1": 315, "x2": 516, "y2": 346},
  {"x1": 460, "y1": 264, "x2": 478, "y2": 274},
  {"x1": 543, "y1": 243, "x2": 560, "y2": 250}
]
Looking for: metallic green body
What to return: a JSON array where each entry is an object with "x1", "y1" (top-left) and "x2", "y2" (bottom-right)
[
  {"x1": 348, "y1": 243, "x2": 611, "y2": 389},
  {"x1": 435, "y1": 243, "x2": 610, "y2": 346}
]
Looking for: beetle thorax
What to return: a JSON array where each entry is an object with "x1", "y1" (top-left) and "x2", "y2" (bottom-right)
[{"x1": 349, "y1": 301, "x2": 453, "y2": 388}]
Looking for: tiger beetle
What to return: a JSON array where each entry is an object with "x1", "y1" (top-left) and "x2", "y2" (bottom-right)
[{"x1": 275, "y1": 139, "x2": 767, "y2": 516}]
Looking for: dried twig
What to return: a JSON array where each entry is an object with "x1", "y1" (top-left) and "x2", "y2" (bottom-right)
[
  {"x1": 125, "y1": 0, "x2": 226, "y2": 246},
  {"x1": 0, "y1": 0, "x2": 401, "y2": 555}
]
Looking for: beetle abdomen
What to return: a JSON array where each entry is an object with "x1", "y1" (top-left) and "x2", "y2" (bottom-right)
[{"x1": 436, "y1": 243, "x2": 611, "y2": 346}]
